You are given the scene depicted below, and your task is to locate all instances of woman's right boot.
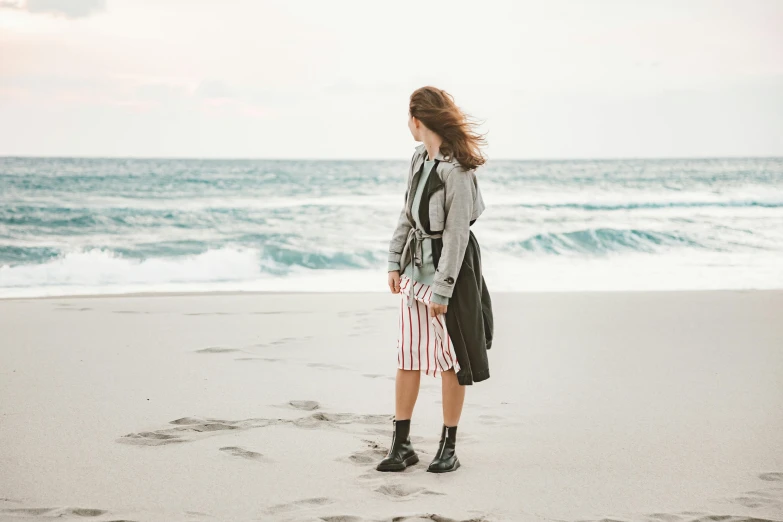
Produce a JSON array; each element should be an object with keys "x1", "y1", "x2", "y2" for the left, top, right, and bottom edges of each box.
[{"x1": 376, "y1": 419, "x2": 419, "y2": 472}]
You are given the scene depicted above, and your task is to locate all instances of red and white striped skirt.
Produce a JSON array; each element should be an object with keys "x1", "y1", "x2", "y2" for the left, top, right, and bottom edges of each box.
[{"x1": 397, "y1": 273, "x2": 461, "y2": 377}]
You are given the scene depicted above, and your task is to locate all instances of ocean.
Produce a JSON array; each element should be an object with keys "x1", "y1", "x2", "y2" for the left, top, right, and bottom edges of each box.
[{"x1": 1, "y1": 156, "x2": 782, "y2": 298}]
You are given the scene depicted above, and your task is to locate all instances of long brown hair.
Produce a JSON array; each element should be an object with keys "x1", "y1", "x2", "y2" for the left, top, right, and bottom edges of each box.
[{"x1": 409, "y1": 86, "x2": 487, "y2": 171}]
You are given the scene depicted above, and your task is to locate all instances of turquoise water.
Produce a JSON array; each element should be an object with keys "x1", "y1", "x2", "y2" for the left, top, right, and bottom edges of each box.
[{"x1": 1, "y1": 156, "x2": 782, "y2": 297}]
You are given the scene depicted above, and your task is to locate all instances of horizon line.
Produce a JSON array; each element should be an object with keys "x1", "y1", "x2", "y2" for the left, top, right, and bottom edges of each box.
[{"x1": 1, "y1": 154, "x2": 782, "y2": 162}]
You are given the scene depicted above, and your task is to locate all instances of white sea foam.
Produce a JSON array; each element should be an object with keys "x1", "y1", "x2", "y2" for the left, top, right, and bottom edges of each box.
[
  {"x1": 2, "y1": 247, "x2": 782, "y2": 298},
  {"x1": 0, "y1": 247, "x2": 262, "y2": 293}
]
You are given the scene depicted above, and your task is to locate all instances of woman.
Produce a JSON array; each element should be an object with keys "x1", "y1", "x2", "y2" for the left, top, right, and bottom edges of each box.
[{"x1": 379, "y1": 86, "x2": 494, "y2": 474}]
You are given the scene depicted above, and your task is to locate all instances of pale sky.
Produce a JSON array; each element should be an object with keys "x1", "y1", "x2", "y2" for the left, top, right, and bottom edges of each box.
[{"x1": 0, "y1": 0, "x2": 781, "y2": 159}]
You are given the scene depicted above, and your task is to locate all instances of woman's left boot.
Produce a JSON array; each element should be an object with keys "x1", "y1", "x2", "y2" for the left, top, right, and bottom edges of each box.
[{"x1": 427, "y1": 424, "x2": 460, "y2": 473}]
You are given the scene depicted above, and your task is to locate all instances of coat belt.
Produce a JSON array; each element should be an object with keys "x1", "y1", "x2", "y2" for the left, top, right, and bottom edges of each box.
[{"x1": 399, "y1": 227, "x2": 443, "y2": 308}]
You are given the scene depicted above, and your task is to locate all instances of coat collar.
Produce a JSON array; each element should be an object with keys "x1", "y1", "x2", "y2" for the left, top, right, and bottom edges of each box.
[{"x1": 415, "y1": 143, "x2": 450, "y2": 162}]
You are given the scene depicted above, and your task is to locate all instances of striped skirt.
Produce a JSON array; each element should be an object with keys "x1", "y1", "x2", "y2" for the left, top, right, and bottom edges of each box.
[{"x1": 397, "y1": 273, "x2": 461, "y2": 377}]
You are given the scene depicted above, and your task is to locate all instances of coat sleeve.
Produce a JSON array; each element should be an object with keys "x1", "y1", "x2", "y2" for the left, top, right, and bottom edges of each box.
[
  {"x1": 387, "y1": 202, "x2": 410, "y2": 272},
  {"x1": 430, "y1": 164, "x2": 475, "y2": 299},
  {"x1": 430, "y1": 292, "x2": 450, "y2": 305},
  {"x1": 387, "y1": 153, "x2": 416, "y2": 272}
]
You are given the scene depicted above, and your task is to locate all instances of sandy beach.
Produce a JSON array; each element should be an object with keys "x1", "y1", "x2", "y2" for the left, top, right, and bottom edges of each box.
[{"x1": 1, "y1": 290, "x2": 782, "y2": 522}]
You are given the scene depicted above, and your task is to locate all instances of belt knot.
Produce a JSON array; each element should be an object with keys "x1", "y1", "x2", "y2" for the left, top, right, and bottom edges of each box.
[{"x1": 399, "y1": 227, "x2": 443, "y2": 308}]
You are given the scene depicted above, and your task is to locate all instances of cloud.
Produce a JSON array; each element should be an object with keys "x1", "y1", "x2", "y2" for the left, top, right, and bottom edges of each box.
[
  {"x1": 195, "y1": 80, "x2": 235, "y2": 100},
  {"x1": 0, "y1": 0, "x2": 105, "y2": 18}
]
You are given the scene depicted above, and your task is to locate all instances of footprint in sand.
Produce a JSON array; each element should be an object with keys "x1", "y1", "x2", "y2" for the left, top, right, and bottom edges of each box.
[
  {"x1": 115, "y1": 431, "x2": 187, "y2": 446},
  {"x1": 632, "y1": 511, "x2": 783, "y2": 522},
  {"x1": 374, "y1": 483, "x2": 445, "y2": 499},
  {"x1": 344, "y1": 448, "x2": 384, "y2": 465},
  {"x1": 643, "y1": 514, "x2": 686, "y2": 522},
  {"x1": 1, "y1": 507, "x2": 108, "y2": 517},
  {"x1": 732, "y1": 491, "x2": 783, "y2": 509},
  {"x1": 252, "y1": 335, "x2": 314, "y2": 348},
  {"x1": 573, "y1": 518, "x2": 628, "y2": 522},
  {"x1": 307, "y1": 362, "x2": 350, "y2": 370},
  {"x1": 727, "y1": 472, "x2": 783, "y2": 510},
  {"x1": 219, "y1": 446, "x2": 268, "y2": 462},
  {"x1": 341, "y1": 440, "x2": 388, "y2": 465},
  {"x1": 118, "y1": 410, "x2": 393, "y2": 446},
  {"x1": 271, "y1": 336, "x2": 313, "y2": 345},
  {"x1": 234, "y1": 357, "x2": 281, "y2": 362},
  {"x1": 293, "y1": 412, "x2": 391, "y2": 429},
  {"x1": 288, "y1": 400, "x2": 320, "y2": 411},
  {"x1": 194, "y1": 346, "x2": 241, "y2": 354},
  {"x1": 360, "y1": 373, "x2": 395, "y2": 381},
  {"x1": 117, "y1": 416, "x2": 280, "y2": 446},
  {"x1": 1, "y1": 508, "x2": 57, "y2": 516},
  {"x1": 251, "y1": 310, "x2": 312, "y2": 315},
  {"x1": 337, "y1": 310, "x2": 372, "y2": 317},
  {"x1": 388, "y1": 513, "x2": 490, "y2": 522},
  {"x1": 477, "y1": 414, "x2": 505, "y2": 426},
  {"x1": 687, "y1": 515, "x2": 778, "y2": 522},
  {"x1": 265, "y1": 496, "x2": 334, "y2": 515},
  {"x1": 64, "y1": 508, "x2": 108, "y2": 517},
  {"x1": 362, "y1": 373, "x2": 387, "y2": 379}
]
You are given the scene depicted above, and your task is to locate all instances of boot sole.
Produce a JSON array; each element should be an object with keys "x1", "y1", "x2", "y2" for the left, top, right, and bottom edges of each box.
[
  {"x1": 426, "y1": 457, "x2": 461, "y2": 473},
  {"x1": 376, "y1": 454, "x2": 419, "y2": 472}
]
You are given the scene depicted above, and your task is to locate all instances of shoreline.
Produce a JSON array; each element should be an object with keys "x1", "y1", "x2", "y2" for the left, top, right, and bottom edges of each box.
[{"x1": 2, "y1": 286, "x2": 782, "y2": 302}]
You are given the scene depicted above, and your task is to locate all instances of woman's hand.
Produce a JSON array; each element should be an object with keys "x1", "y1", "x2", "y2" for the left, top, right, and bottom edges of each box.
[
  {"x1": 389, "y1": 271, "x2": 447, "y2": 316},
  {"x1": 429, "y1": 302, "x2": 448, "y2": 317},
  {"x1": 388, "y1": 270, "x2": 401, "y2": 293}
]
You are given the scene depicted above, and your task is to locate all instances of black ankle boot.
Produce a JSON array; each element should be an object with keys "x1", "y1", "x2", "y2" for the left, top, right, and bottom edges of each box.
[
  {"x1": 427, "y1": 424, "x2": 460, "y2": 473},
  {"x1": 376, "y1": 419, "x2": 419, "y2": 472}
]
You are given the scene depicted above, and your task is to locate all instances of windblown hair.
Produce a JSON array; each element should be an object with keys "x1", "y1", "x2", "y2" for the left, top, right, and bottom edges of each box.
[{"x1": 409, "y1": 86, "x2": 487, "y2": 171}]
